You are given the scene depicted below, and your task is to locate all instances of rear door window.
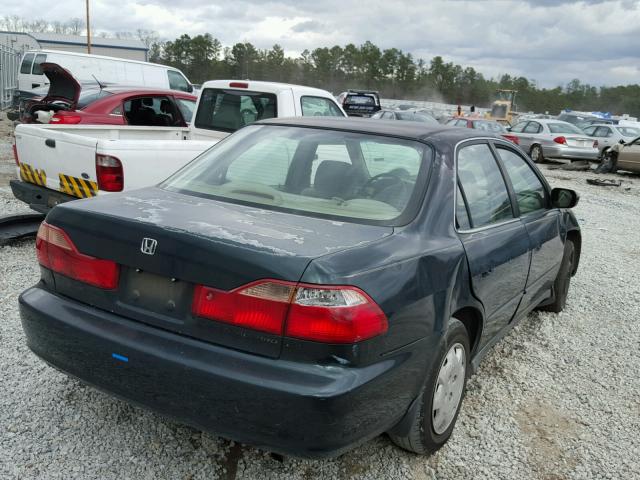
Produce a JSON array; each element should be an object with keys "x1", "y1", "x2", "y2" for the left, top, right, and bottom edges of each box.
[
  {"x1": 194, "y1": 88, "x2": 277, "y2": 132},
  {"x1": 20, "y1": 53, "x2": 35, "y2": 74},
  {"x1": 595, "y1": 126, "x2": 613, "y2": 137},
  {"x1": 510, "y1": 122, "x2": 528, "y2": 133},
  {"x1": 523, "y1": 122, "x2": 541, "y2": 134},
  {"x1": 301, "y1": 96, "x2": 343, "y2": 117},
  {"x1": 123, "y1": 96, "x2": 177, "y2": 126},
  {"x1": 495, "y1": 147, "x2": 546, "y2": 215},
  {"x1": 457, "y1": 143, "x2": 514, "y2": 228}
]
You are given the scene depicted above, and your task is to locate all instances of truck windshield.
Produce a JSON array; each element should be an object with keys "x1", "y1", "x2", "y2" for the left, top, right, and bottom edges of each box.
[
  {"x1": 162, "y1": 125, "x2": 432, "y2": 225},
  {"x1": 194, "y1": 88, "x2": 278, "y2": 133}
]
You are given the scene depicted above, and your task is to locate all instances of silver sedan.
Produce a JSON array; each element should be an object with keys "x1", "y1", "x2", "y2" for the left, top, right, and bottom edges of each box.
[
  {"x1": 582, "y1": 123, "x2": 640, "y2": 158},
  {"x1": 508, "y1": 119, "x2": 599, "y2": 162}
]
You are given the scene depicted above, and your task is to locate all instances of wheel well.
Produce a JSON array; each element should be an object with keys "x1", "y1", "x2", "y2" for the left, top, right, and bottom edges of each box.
[
  {"x1": 566, "y1": 229, "x2": 581, "y2": 275},
  {"x1": 452, "y1": 307, "x2": 483, "y2": 354}
]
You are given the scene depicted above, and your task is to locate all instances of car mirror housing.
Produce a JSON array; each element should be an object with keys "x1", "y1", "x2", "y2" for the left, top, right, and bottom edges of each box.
[
  {"x1": 619, "y1": 139, "x2": 626, "y2": 144},
  {"x1": 551, "y1": 188, "x2": 579, "y2": 209}
]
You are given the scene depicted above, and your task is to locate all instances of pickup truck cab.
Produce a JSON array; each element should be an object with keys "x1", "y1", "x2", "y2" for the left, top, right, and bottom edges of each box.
[{"x1": 11, "y1": 80, "x2": 346, "y2": 213}]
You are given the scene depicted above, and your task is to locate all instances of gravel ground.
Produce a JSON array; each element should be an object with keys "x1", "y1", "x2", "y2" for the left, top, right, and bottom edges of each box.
[{"x1": 1, "y1": 113, "x2": 639, "y2": 479}]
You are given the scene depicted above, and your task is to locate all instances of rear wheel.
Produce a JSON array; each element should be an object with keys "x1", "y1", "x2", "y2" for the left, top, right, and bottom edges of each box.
[
  {"x1": 388, "y1": 319, "x2": 469, "y2": 454},
  {"x1": 539, "y1": 240, "x2": 575, "y2": 313},
  {"x1": 530, "y1": 144, "x2": 544, "y2": 163}
]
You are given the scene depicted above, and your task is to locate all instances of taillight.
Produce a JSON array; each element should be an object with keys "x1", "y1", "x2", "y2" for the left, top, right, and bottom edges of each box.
[
  {"x1": 553, "y1": 136, "x2": 567, "y2": 145},
  {"x1": 502, "y1": 134, "x2": 519, "y2": 145},
  {"x1": 36, "y1": 222, "x2": 119, "y2": 289},
  {"x1": 50, "y1": 113, "x2": 82, "y2": 124},
  {"x1": 229, "y1": 82, "x2": 248, "y2": 88},
  {"x1": 12, "y1": 141, "x2": 19, "y2": 165},
  {"x1": 192, "y1": 280, "x2": 388, "y2": 343},
  {"x1": 96, "y1": 154, "x2": 123, "y2": 191}
]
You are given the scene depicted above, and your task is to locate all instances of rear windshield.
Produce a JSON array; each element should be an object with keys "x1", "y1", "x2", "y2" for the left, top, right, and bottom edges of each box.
[
  {"x1": 194, "y1": 88, "x2": 277, "y2": 132},
  {"x1": 346, "y1": 95, "x2": 376, "y2": 106},
  {"x1": 472, "y1": 120, "x2": 505, "y2": 132},
  {"x1": 77, "y1": 90, "x2": 112, "y2": 108},
  {"x1": 162, "y1": 125, "x2": 432, "y2": 225},
  {"x1": 548, "y1": 123, "x2": 583, "y2": 134}
]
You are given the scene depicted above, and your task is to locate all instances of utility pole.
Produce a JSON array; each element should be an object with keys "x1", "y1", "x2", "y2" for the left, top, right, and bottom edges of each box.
[{"x1": 86, "y1": 0, "x2": 92, "y2": 54}]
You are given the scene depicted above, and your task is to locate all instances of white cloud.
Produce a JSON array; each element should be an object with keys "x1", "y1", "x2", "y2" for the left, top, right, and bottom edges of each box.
[{"x1": 2, "y1": 0, "x2": 639, "y2": 87}]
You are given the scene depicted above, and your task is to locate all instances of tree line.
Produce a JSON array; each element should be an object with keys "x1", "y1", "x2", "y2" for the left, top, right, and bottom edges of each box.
[
  {"x1": 3, "y1": 15, "x2": 638, "y2": 116},
  {"x1": 152, "y1": 34, "x2": 640, "y2": 117}
]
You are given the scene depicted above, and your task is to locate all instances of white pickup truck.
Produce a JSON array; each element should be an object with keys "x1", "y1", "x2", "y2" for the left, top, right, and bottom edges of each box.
[{"x1": 11, "y1": 80, "x2": 345, "y2": 213}]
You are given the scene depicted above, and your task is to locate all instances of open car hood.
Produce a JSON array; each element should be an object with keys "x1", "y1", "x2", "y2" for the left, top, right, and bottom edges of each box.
[{"x1": 40, "y1": 62, "x2": 81, "y2": 107}]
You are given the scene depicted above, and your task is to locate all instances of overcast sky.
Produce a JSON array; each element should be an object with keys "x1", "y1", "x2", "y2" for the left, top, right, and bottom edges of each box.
[{"x1": 4, "y1": 0, "x2": 640, "y2": 88}]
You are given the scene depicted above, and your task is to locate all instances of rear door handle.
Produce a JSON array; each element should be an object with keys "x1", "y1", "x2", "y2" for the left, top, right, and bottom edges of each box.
[{"x1": 45, "y1": 139, "x2": 56, "y2": 148}]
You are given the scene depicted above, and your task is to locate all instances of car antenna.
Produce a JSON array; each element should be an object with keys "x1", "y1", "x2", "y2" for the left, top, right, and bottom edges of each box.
[{"x1": 92, "y1": 74, "x2": 105, "y2": 90}]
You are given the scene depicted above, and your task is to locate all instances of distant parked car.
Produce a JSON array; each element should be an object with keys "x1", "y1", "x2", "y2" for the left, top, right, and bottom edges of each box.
[
  {"x1": 446, "y1": 117, "x2": 520, "y2": 144},
  {"x1": 371, "y1": 109, "x2": 439, "y2": 124},
  {"x1": 336, "y1": 89, "x2": 381, "y2": 117},
  {"x1": 582, "y1": 124, "x2": 640, "y2": 157},
  {"x1": 20, "y1": 63, "x2": 197, "y2": 126},
  {"x1": 558, "y1": 112, "x2": 615, "y2": 129},
  {"x1": 507, "y1": 119, "x2": 599, "y2": 162}
]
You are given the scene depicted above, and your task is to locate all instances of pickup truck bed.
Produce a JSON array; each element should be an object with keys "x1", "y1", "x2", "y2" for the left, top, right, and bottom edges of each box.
[{"x1": 13, "y1": 124, "x2": 219, "y2": 208}]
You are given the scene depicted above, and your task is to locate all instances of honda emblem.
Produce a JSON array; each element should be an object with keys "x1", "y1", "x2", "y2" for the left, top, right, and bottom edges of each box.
[{"x1": 140, "y1": 237, "x2": 157, "y2": 255}]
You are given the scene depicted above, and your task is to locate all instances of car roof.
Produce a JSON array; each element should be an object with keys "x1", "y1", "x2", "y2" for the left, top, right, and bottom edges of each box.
[
  {"x1": 80, "y1": 86, "x2": 196, "y2": 98},
  {"x1": 256, "y1": 117, "x2": 499, "y2": 143}
]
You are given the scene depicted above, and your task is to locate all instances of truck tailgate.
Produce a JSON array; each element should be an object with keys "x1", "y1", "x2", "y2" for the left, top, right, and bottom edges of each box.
[
  {"x1": 96, "y1": 139, "x2": 215, "y2": 190},
  {"x1": 15, "y1": 124, "x2": 99, "y2": 198}
]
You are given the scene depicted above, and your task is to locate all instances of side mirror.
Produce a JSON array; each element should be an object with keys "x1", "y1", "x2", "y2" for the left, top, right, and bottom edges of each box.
[
  {"x1": 506, "y1": 126, "x2": 512, "y2": 132},
  {"x1": 187, "y1": 83, "x2": 194, "y2": 93},
  {"x1": 551, "y1": 187, "x2": 579, "y2": 208},
  {"x1": 619, "y1": 139, "x2": 626, "y2": 144}
]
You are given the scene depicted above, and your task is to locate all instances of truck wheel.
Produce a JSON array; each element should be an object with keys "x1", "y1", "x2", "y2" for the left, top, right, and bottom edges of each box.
[
  {"x1": 388, "y1": 319, "x2": 469, "y2": 454},
  {"x1": 539, "y1": 240, "x2": 575, "y2": 313},
  {"x1": 530, "y1": 145, "x2": 544, "y2": 163}
]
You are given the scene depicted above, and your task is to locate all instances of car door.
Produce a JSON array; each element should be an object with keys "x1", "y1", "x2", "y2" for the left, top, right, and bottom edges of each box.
[
  {"x1": 617, "y1": 138, "x2": 640, "y2": 172},
  {"x1": 519, "y1": 121, "x2": 542, "y2": 151},
  {"x1": 594, "y1": 126, "x2": 613, "y2": 152},
  {"x1": 492, "y1": 143, "x2": 563, "y2": 310},
  {"x1": 456, "y1": 142, "x2": 531, "y2": 342},
  {"x1": 508, "y1": 121, "x2": 528, "y2": 148}
]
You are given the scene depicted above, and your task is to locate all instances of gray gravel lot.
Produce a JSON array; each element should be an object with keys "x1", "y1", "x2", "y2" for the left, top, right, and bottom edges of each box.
[{"x1": 1, "y1": 114, "x2": 639, "y2": 479}]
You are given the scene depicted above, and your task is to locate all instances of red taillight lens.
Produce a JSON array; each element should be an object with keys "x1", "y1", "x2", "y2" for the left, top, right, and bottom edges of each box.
[
  {"x1": 502, "y1": 134, "x2": 519, "y2": 145},
  {"x1": 50, "y1": 113, "x2": 82, "y2": 124},
  {"x1": 192, "y1": 280, "x2": 388, "y2": 343},
  {"x1": 36, "y1": 222, "x2": 119, "y2": 289},
  {"x1": 553, "y1": 136, "x2": 567, "y2": 145},
  {"x1": 12, "y1": 141, "x2": 19, "y2": 165},
  {"x1": 96, "y1": 154, "x2": 123, "y2": 191},
  {"x1": 286, "y1": 286, "x2": 388, "y2": 343},
  {"x1": 229, "y1": 82, "x2": 248, "y2": 88}
]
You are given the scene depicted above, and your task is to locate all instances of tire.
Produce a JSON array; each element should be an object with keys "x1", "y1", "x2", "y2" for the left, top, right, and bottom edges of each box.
[
  {"x1": 388, "y1": 319, "x2": 470, "y2": 454},
  {"x1": 530, "y1": 144, "x2": 544, "y2": 163},
  {"x1": 539, "y1": 240, "x2": 575, "y2": 313}
]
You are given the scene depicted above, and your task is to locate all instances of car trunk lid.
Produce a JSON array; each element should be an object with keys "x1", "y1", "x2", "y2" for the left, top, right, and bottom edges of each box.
[
  {"x1": 39, "y1": 63, "x2": 82, "y2": 107},
  {"x1": 45, "y1": 187, "x2": 393, "y2": 357},
  {"x1": 564, "y1": 135, "x2": 596, "y2": 148}
]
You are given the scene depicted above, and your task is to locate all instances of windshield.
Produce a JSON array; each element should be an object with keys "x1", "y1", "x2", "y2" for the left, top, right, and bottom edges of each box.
[
  {"x1": 548, "y1": 122, "x2": 583, "y2": 134},
  {"x1": 617, "y1": 127, "x2": 640, "y2": 138},
  {"x1": 162, "y1": 125, "x2": 432, "y2": 225},
  {"x1": 472, "y1": 120, "x2": 505, "y2": 132}
]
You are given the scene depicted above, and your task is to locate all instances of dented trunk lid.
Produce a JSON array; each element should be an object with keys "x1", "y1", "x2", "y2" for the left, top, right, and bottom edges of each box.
[{"x1": 46, "y1": 187, "x2": 392, "y2": 357}]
